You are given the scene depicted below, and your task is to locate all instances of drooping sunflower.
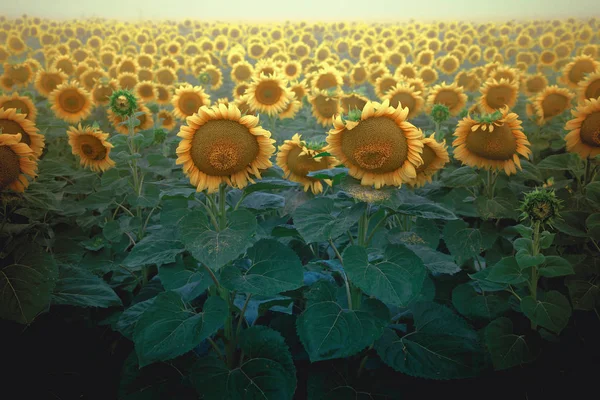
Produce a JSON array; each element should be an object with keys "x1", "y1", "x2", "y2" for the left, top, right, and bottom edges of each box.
[
  {"x1": 175, "y1": 104, "x2": 275, "y2": 193},
  {"x1": 246, "y1": 73, "x2": 292, "y2": 116},
  {"x1": 427, "y1": 82, "x2": 468, "y2": 116},
  {"x1": 530, "y1": 85, "x2": 574, "y2": 125},
  {"x1": 384, "y1": 84, "x2": 425, "y2": 119},
  {"x1": 158, "y1": 109, "x2": 177, "y2": 131},
  {"x1": 48, "y1": 81, "x2": 93, "y2": 124},
  {"x1": 0, "y1": 133, "x2": 37, "y2": 193},
  {"x1": 34, "y1": 68, "x2": 68, "y2": 97},
  {"x1": 325, "y1": 100, "x2": 424, "y2": 188},
  {"x1": 479, "y1": 78, "x2": 519, "y2": 113},
  {"x1": 564, "y1": 97, "x2": 600, "y2": 159},
  {"x1": 108, "y1": 104, "x2": 154, "y2": 135},
  {"x1": 560, "y1": 55, "x2": 600, "y2": 89},
  {"x1": 309, "y1": 90, "x2": 341, "y2": 127},
  {"x1": 0, "y1": 93, "x2": 37, "y2": 123},
  {"x1": 172, "y1": 85, "x2": 211, "y2": 120},
  {"x1": 0, "y1": 107, "x2": 45, "y2": 158},
  {"x1": 453, "y1": 107, "x2": 531, "y2": 175},
  {"x1": 276, "y1": 133, "x2": 336, "y2": 194},
  {"x1": 405, "y1": 134, "x2": 450, "y2": 188},
  {"x1": 67, "y1": 124, "x2": 115, "y2": 172},
  {"x1": 578, "y1": 71, "x2": 600, "y2": 103}
]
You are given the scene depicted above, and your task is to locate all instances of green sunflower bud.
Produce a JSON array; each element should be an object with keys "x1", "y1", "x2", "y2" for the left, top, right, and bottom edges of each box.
[
  {"x1": 109, "y1": 89, "x2": 137, "y2": 118},
  {"x1": 519, "y1": 188, "x2": 562, "y2": 226},
  {"x1": 430, "y1": 104, "x2": 450, "y2": 124}
]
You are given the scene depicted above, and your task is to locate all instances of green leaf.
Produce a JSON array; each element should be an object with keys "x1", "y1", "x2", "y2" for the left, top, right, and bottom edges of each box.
[
  {"x1": 385, "y1": 191, "x2": 457, "y2": 220},
  {"x1": 296, "y1": 297, "x2": 388, "y2": 361},
  {"x1": 179, "y1": 209, "x2": 257, "y2": 271},
  {"x1": 133, "y1": 292, "x2": 226, "y2": 367},
  {"x1": 539, "y1": 256, "x2": 574, "y2": 278},
  {"x1": 375, "y1": 302, "x2": 486, "y2": 379},
  {"x1": 123, "y1": 230, "x2": 185, "y2": 270},
  {"x1": 442, "y1": 166, "x2": 483, "y2": 187},
  {"x1": 0, "y1": 247, "x2": 58, "y2": 324},
  {"x1": 513, "y1": 238, "x2": 545, "y2": 268},
  {"x1": 117, "y1": 298, "x2": 155, "y2": 340},
  {"x1": 487, "y1": 257, "x2": 528, "y2": 284},
  {"x1": 553, "y1": 211, "x2": 589, "y2": 237},
  {"x1": 520, "y1": 290, "x2": 572, "y2": 334},
  {"x1": 452, "y1": 283, "x2": 510, "y2": 320},
  {"x1": 240, "y1": 192, "x2": 285, "y2": 210},
  {"x1": 343, "y1": 244, "x2": 427, "y2": 307},
  {"x1": 191, "y1": 326, "x2": 297, "y2": 400},
  {"x1": 566, "y1": 279, "x2": 599, "y2": 311},
  {"x1": 407, "y1": 245, "x2": 461, "y2": 275},
  {"x1": 293, "y1": 198, "x2": 365, "y2": 243},
  {"x1": 536, "y1": 153, "x2": 580, "y2": 170},
  {"x1": 307, "y1": 167, "x2": 348, "y2": 184},
  {"x1": 442, "y1": 220, "x2": 482, "y2": 265},
  {"x1": 243, "y1": 178, "x2": 299, "y2": 194},
  {"x1": 220, "y1": 239, "x2": 304, "y2": 296},
  {"x1": 51, "y1": 264, "x2": 122, "y2": 308},
  {"x1": 475, "y1": 196, "x2": 517, "y2": 220},
  {"x1": 539, "y1": 231, "x2": 555, "y2": 249},
  {"x1": 158, "y1": 258, "x2": 211, "y2": 301},
  {"x1": 484, "y1": 317, "x2": 535, "y2": 370}
]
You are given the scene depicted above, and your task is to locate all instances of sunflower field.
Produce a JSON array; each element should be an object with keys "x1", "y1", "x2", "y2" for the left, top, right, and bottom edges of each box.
[{"x1": 1, "y1": 13, "x2": 600, "y2": 399}]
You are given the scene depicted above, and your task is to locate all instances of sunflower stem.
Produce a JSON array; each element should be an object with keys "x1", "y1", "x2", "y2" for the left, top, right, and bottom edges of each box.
[
  {"x1": 329, "y1": 239, "x2": 353, "y2": 311},
  {"x1": 218, "y1": 183, "x2": 227, "y2": 230},
  {"x1": 529, "y1": 221, "x2": 541, "y2": 330}
]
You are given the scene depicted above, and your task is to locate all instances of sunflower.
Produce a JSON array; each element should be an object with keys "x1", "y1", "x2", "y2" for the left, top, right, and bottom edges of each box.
[
  {"x1": 108, "y1": 104, "x2": 154, "y2": 135},
  {"x1": 201, "y1": 65, "x2": 223, "y2": 90},
  {"x1": 309, "y1": 90, "x2": 341, "y2": 127},
  {"x1": 157, "y1": 110, "x2": 177, "y2": 131},
  {"x1": 453, "y1": 107, "x2": 531, "y2": 175},
  {"x1": 560, "y1": 55, "x2": 600, "y2": 89},
  {"x1": 439, "y1": 55, "x2": 460, "y2": 75},
  {"x1": 172, "y1": 85, "x2": 211, "y2": 120},
  {"x1": 530, "y1": 86, "x2": 575, "y2": 125},
  {"x1": 521, "y1": 73, "x2": 549, "y2": 97},
  {"x1": 0, "y1": 107, "x2": 45, "y2": 158},
  {"x1": 279, "y1": 97, "x2": 302, "y2": 120},
  {"x1": 282, "y1": 60, "x2": 302, "y2": 81},
  {"x1": 349, "y1": 64, "x2": 368, "y2": 86},
  {"x1": 246, "y1": 73, "x2": 292, "y2": 116},
  {"x1": 454, "y1": 71, "x2": 481, "y2": 92},
  {"x1": 67, "y1": 124, "x2": 114, "y2": 172},
  {"x1": 479, "y1": 78, "x2": 519, "y2": 113},
  {"x1": 234, "y1": 95, "x2": 253, "y2": 115},
  {"x1": 415, "y1": 50, "x2": 435, "y2": 67},
  {"x1": 155, "y1": 67, "x2": 177, "y2": 86},
  {"x1": 175, "y1": 104, "x2": 275, "y2": 193},
  {"x1": 49, "y1": 81, "x2": 93, "y2": 124},
  {"x1": 340, "y1": 92, "x2": 369, "y2": 115},
  {"x1": 578, "y1": 71, "x2": 600, "y2": 103},
  {"x1": 6, "y1": 35, "x2": 27, "y2": 55},
  {"x1": 52, "y1": 55, "x2": 76, "y2": 76},
  {"x1": 134, "y1": 81, "x2": 157, "y2": 103},
  {"x1": 230, "y1": 61, "x2": 254, "y2": 84},
  {"x1": 276, "y1": 133, "x2": 336, "y2": 194},
  {"x1": 4, "y1": 63, "x2": 33, "y2": 87},
  {"x1": 0, "y1": 133, "x2": 37, "y2": 192},
  {"x1": 419, "y1": 66, "x2": 438, "y2": 86},
  {"x1": 326, "y1": 100, "x2": 424, "y2": 188},
  {"x1": 427, "y1": 82, "x2": 468, "y2": 116},
  {"x1": 0, "y1": 93, "x2": 37, "y2": 123},
  {"x1": 395, "y1": 63, "x2": 419, "y2": 80},
  {"x1": 564, "y1": 97, "x2": 600, "y2": 159},
  {"x1": 311, "y1": 66, "x2": 343, "y2": 92},
  {"x1": 34, "y1": 68, "x2": 68, "y2": 97},
  {"x1": 374, "y1": 74, "x2": 399, "y2": 99},
  {"x1": 384, "y1": 84, "x2": 425, "y2": 119},
  {"x1": 405, "y1": 134, "x2": 450, "y2": 188},
  {"x1": 91, "y1": 79, "x2": 118, "y2": 106},
  {"x1": 155, "y1": 84, "x2": 173, "y2": 105}
]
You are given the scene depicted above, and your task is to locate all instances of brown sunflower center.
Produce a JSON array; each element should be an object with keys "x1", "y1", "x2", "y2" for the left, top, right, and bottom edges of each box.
[
  {"x1": 0, "y1": 120, "x2": 30, "y2": 145},
  {"x1": 584, "y1": 79, "x2": 600, "y2": 100},
  {"x1": 541, "y1": 93, "x2": 570, "y2": 119},
  {"x1": 179, "y1": 92, "x2": 204, "y2": 116},
  {"x1": 79, "y1": 135, "x2": 107, "y2": 160},
  {"x1": 390, "y1": 92, "x2": 416, "y2": 111},
  {"x1": 486, "y1": 85, "x2": 515, "y2": 109},
  {"x1": 254, "y1": 81, "x2": 283, "y2": 106},
  {"x1": 465, "y1": 122, "x2": 517, "y2": 161},
  {"x1": 568, "y1": 60, "x2": 595, "y2": 84},
  {"x1": 341, "y1": 116, "x2": 409, "y2": 173},
  {"x1": 43, "y1": 75, "x2": 61, "y2": 92},
  {"x1": 526, "y1": 77, "x2": 546, "y2": 93},
  {"x1": 353, "y1": 68, "x2": 367, "y2": 82},
  {"x1": 579, "y1": 111, "x2": 600, "y2": 147},
  {"x1": 314, "y1": 95, "x2": 339, "y2": 118},
  {"x1": 1, "y1": 99, "x2": 30, "y2": 117},
  {"x1": 58, "y1": 88, "x2": 85, "y2": 113},
  {"x1": 416, "y1": 144, "x2": 437, "y2": 173},
  {"x1": 234, "y1": 65, "x2": 252, "y2": 81},
  {"x1": 378, "y1": 78, "x2": 397, "y2": 95},
  {"x1": 285, "y1": 65, "x2": 297, "y2": 76},
  {"x1": 434, "y1": 89, "x2": 459, "y2": 109},
  {"x1": 286, "y1": 145, "x2": 329, "y2": 178},
  {"x1": 189, "y1": 120, "x2": 259, "y2": 176},
  {"x1": 0, "y1": 145, "x2": 21, "y2": 188},
  {"x1": 315, "y1": 73, "x2": 338, "y2": 90},
  {"x1": 11, "y1": 67, "x2": 30, "y2": 83},
  {"x1": 138, "y1": 84, "x2": 154, "y2": 98}
]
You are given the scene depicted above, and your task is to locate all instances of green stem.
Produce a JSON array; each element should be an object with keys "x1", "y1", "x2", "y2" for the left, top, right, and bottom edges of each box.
[
  {"x1": 236, "y1": 294, "x2": 252, "y2": 338},
  {"x1": 530, "y1": 221, "x2": 541, "y2": 330},
  {"x1": 358, "y1": 206, "x2": 370, "y2": 247},
  {"x1": 220, "y1": 288, "x2": 236, "y2": 369},
  {"x1": 218, "y1": 183, "x2": 227, "y2": 230},
  {"x1": 365, "y1": 211, "x2": 397, "y2": 246},
  {"x1": 329, "y1": 239, "x2": 353, "y2": 311},
  {"x1": 203, "y1": 263, "x2": 220, "y2": 289},
  {"x1": 357, "y1": 344, "x2": 374, "y2": 378}
]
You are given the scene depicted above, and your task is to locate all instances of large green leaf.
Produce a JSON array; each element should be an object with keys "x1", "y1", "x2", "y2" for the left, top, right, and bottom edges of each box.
[
  {"x1": 0, "y1": 247, "x2": 58, "y2": 324},
  {"x1": 538, "y1": 256, "x2": 574, "y2": 278},
  {"x1": 220, "y1": 239, "x2": 304, "y2": 296},
  {"x1": 375, "y1": 302, "x2": 486, "y2": 379},
  {"x1": 452, "y1": 283, "x2": 510, "y2": 320},
  {"x1": 191, "y1": 326, "x2": 297, "y2": 400},
  {"x1": 484, "y1": 317, "x2": 536, "y2": 370},
  {"x1": 293, "y1": 198, "x2": 365, "y2": 243},
  {"x1": 158, "y1": 257, "x2": 211, "y2": 301},
  {"x1": 296, "y1": 297, "x2": 389, "y2": 362},
  {"x1": 179, "y1": 209, "x2": 257, "y2": 271},
  {"x1": 343, "y1": 244, "x2": 427, "y2": 307},
  {"x1": 566, "y1": 279, "x2": 599, "y2": 311},
  {"x1": 51, "y1": 264, "x2": 122, "y2": 308},
  {"x1": 133, "y1": 291, "x2": 226, "y2": 367},
  {"x1": 123, "y1": 229, "x2": 185, "y2": 270},
  {"x1": 442, "y1": 220, "x2": 482, "y2": 265},
  {"x1": 442, "y1": 166, "x2": 483, "y2": 187},
  {"x1": 117, "y1": 298, "x2": 155, "y2": 340},
  {"x1": 520, "y1": 290, "x2": 572, "y2": 334},
  {"x1": 240, "y1": 192, "x2": 285, "y2": 210},
  {"x1": 385, "y1": 191, "x2": 457, "y2": 220},
  {"x1": 407, "y1": 245, "x2": 461, "y2": 275},
  {"x1": 487, "y1": 257, "x2": 528, "y2": 284},
  {"x1": 536, "y1": 153, "x2": 580, "y2": 170}
]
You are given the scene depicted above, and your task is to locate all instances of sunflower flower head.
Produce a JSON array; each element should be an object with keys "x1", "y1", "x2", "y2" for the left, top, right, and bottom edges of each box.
[
  {"x1": 109, "y1": 89, "x2": 137, "y2": 118},
  {"x1": 519, "y1": 188, "x2": 562, "y2": 226},
  {"x1": 431, "y1": 103, "x2": 450, "y2": 124}
]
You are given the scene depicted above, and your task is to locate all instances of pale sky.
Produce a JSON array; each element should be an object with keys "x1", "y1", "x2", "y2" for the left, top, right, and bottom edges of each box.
[{"x1": 4, "y1": 0, "x2": 600, "y2": 21}]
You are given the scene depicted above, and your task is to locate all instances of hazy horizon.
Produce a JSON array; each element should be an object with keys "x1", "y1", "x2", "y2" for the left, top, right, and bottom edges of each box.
[{"x1": 4, "y1": 0, "x2": 600, "y2": 22}]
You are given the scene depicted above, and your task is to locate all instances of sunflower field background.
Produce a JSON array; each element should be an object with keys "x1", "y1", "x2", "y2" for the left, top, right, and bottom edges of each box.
[{"x1": 1, "y1": 12, "x2": 600, "y2": 399}]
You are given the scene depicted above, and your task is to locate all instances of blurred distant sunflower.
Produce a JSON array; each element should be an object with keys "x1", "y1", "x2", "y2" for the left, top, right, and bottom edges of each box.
[
  {"x1": 427, "y1": 82, "x2": 467, "y2": 116},
  {"x1": 80, "y1": 68, "x2": 107, "y2": 91},
  {"x1": 489, "y1": 66, "x2": 520, "y2": 85},
  {"x1": 155, "y1": 67, "x2": 177, "y2": 86},
  {"x1": 578, "y1": 71, "x2": 600, "y2": 103},
  {"x1": 384, "y1": 84, "x2": 424, "y2": 119},
  {"x1": 439, "y1": 55, "x2": 460, "y2": 75},
  {"x1": 278, "y1": 97, "x2": 302, "y2": 120},
  {"x1": 521, "y1": 73, "x2": 548, "y2": 97},
  {"x1": 52, "y1": 55, "x2": 76, "y2": 76},
  {"x1": 6, "y1": 35, "x2": 27, "y2": 55},
  {"x1": 175, "y1": 104, "x2": 275, "y2": 193},
  {"x1": 282, "y1": 60, "x2": 302, "y2": 81},
  {"x1": 289, "y1": 80, "x2": 308, "y2": 102},
  {"x1": 395, "y1": 63, "x2": 419, "y2": 80},
  {"x1": 312, "y1": 66, "x2": 343, "y2": 92},
  {"x1": 172, "y1": 85, "x2": 211, "y2": 120},
  {"x1": 340, "y1": 92, "x2": 369, "y2": 115},
  {"x1": 0, "y1": 107, "x2": 44, "y2": 158},
  {"x1": 246, "y1": 73, "x2": 292, "y2": 116},
  {"x1": 453, "y1": 107, "x2": 531, "y2": 175},
  {"x1": 0, "y1": 133, "x2": 37, "y2": 193},
  {"x1": 137, "y1": 68, "x2": 154, "y2": 82},
  {"x1": 230, "y1": 61, "x2": 254, "y2": 83},
  {"x1": 34, "y1": 68, "x2": 67, "y2": 97},
  {"x1": 134, "y1": 82, "x2": 157, "y2": 103},
  {"x1": 0, "y1": 93, "x2": 37, "y2": 122},
  {"x1": 309, "y1": 89, "x2": 341, "y2": 126},
  {"x1": 117, "y1": 72, "x2": 138, "y2": 90},
  {"x1": 479, "y1": 78, "x2": 519, "y2": 113},
  {"x1": 349, "y1": 64, "x2": 368, "y2": 86},
  {"x1": 405, "y1": 134, "x2": 449, "y2": 188},
  {"x1": 564, "y1": 97, "x2": 600, "y2": 159},
  {"x1": 415, "y1": 50, "x2": 435, "y2": 68},
  {"x1": 155, "y1": 84, "x2": 173, "y2": 105},
  {"x1": 234, "y1": 95, "x2": 253, "y2": 115},
  {"x1": 530, "y1": 85, "x2": 574, "y2": 125},
  {"x1": 158, "y1": 109, "x2": 177, "y2": 131},
  {"x1": 419, "y1": 66, "x2": 439, "y2": 86},
  {"x1": 326, "y1": 100, "x2": 424, "y2": 188},
  {"x1": 201, "y1": 65, "x2": 223, "y2": 90},
  {"x1": 49, "y1": 81, "x2": 93, "y2": 124},
  {"x1": 276, "y1": 133, "x2": 336, "y2": 194},
  {"x1": 67, "y1": 124, "x2": 114, "y2": 172},
  {"x1": 253, "y1": 59, "x2": 278, "y2": 78},
  {"x1": 454, "y1": 71, "x2": 481, "y2": 92},
  {"x1": 374, "y1": 74, "x2": 399, "y2": 99},
  {"x1": 4, "y1": 63, "x2": 33, "y2": 87},
  {"x1": 91, "y1": 79, "x2": 118, "y2": 106},
  {"x1": 560, "y1": 55, "x2": 600, "y2": 89}
]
